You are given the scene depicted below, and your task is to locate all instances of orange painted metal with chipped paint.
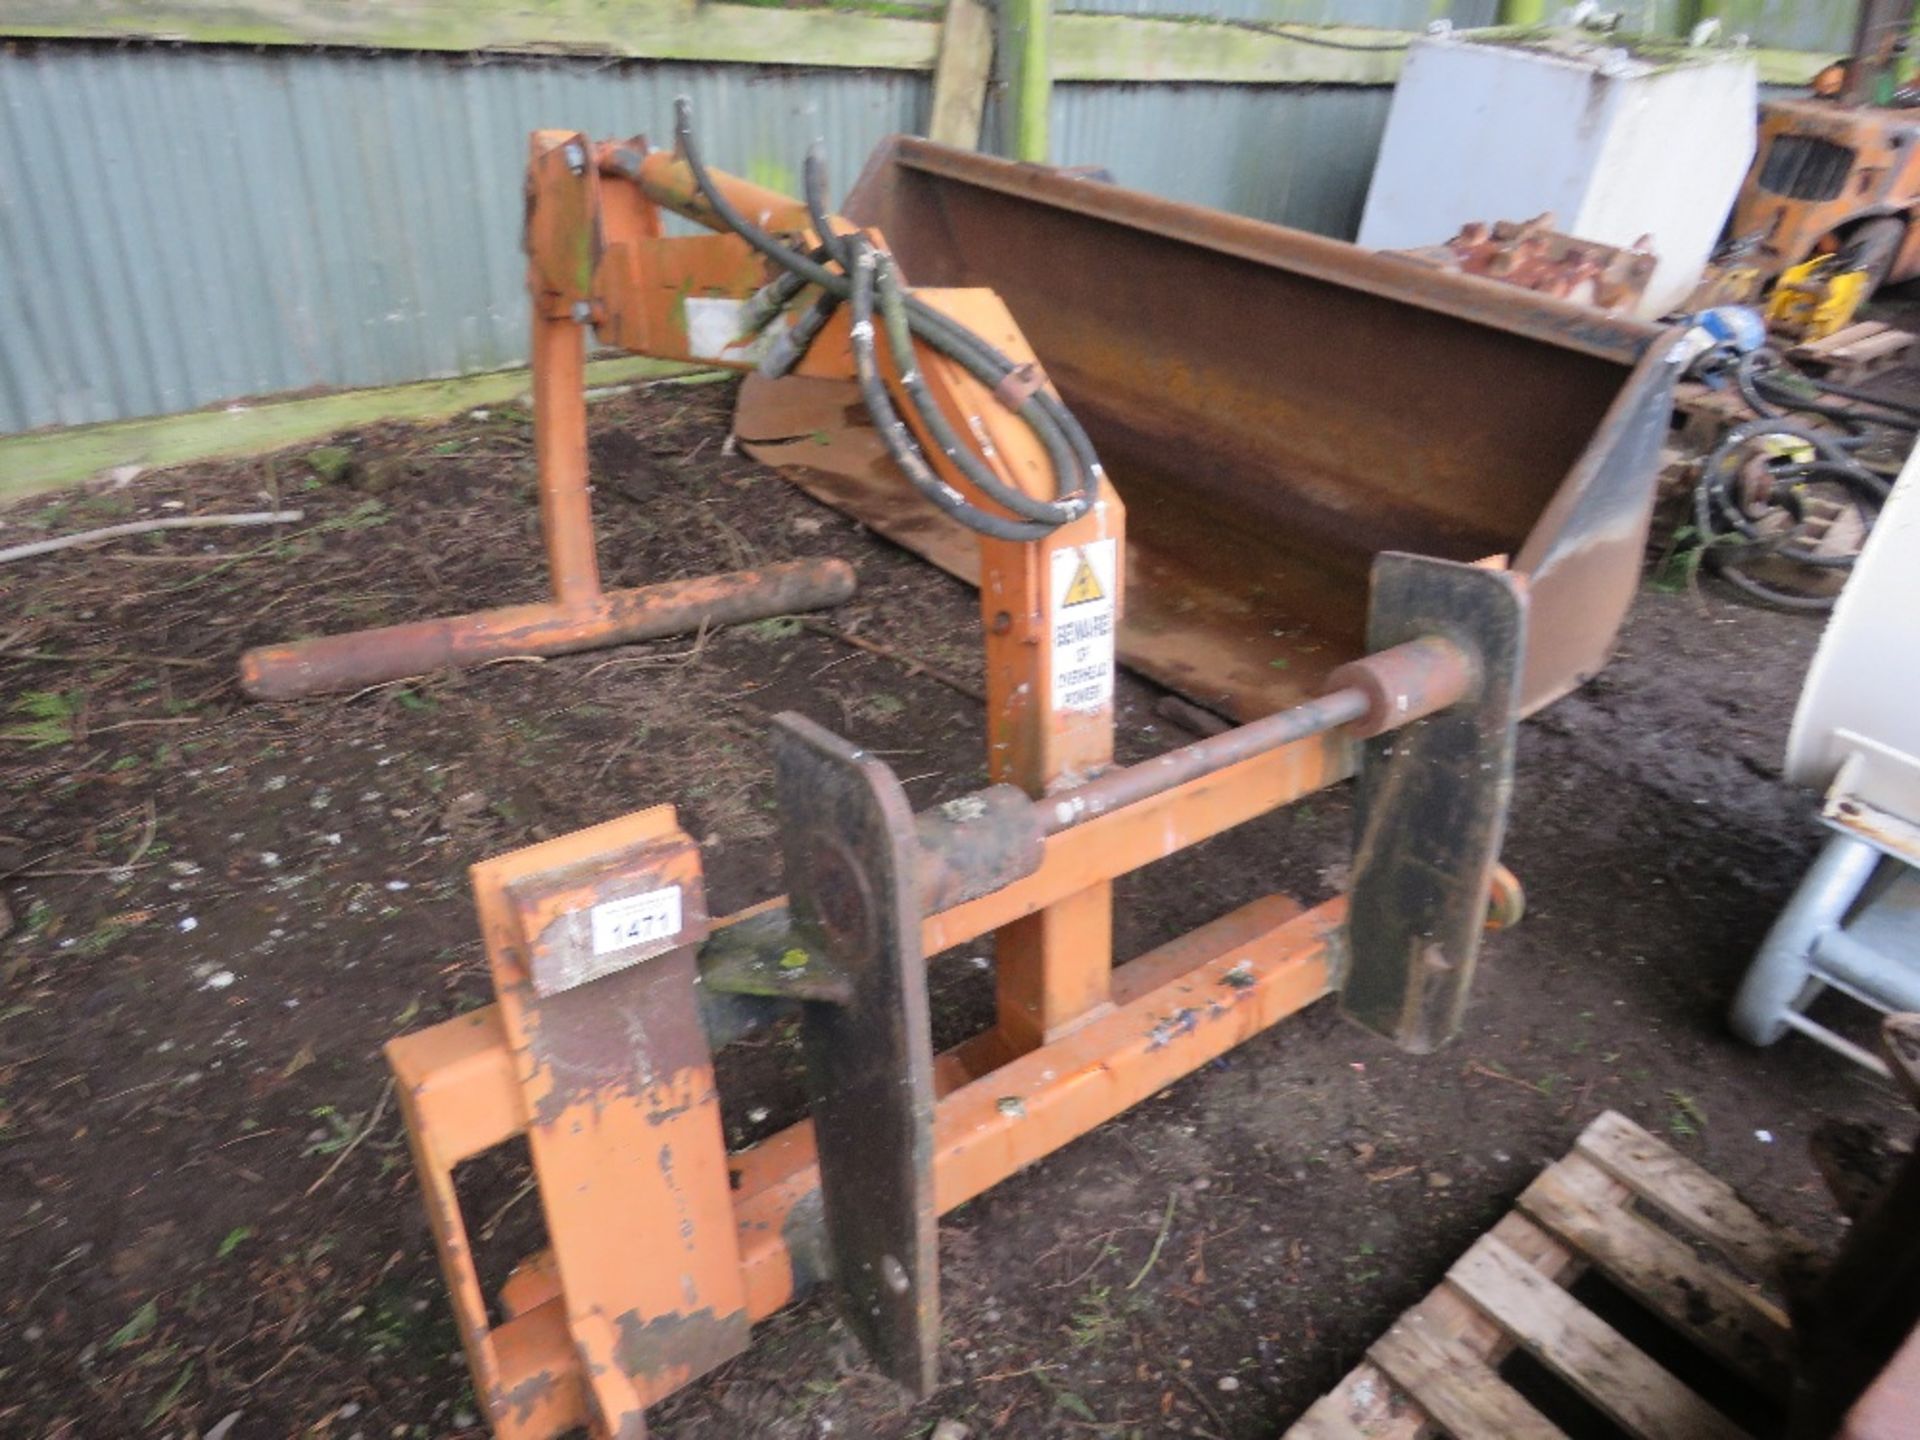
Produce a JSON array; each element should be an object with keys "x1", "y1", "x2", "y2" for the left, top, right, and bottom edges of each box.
[
  {"x1": 238, "y1": 131, "x2": 858, "y2": 702},
  {"x1": 380, "y1": 130, "x2": 1528, "y2": 1439},
  {"x1": 377, "y1": 131, "x2": 1150, "y2": 1437},
  {"x1": 387, "y1": 736, "x2": 1351, "y2": 1436}
]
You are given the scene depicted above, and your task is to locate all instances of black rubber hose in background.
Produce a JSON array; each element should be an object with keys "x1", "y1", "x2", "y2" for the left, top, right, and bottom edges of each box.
[{"x1": 1691, "y1": 415, "x2": 1890, "y2": 609}]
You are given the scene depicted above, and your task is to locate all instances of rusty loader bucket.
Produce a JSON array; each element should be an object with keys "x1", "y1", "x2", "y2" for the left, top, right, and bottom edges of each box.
[{"x1": 738, "y1": 139, "x2": 1679, "y2": 720}]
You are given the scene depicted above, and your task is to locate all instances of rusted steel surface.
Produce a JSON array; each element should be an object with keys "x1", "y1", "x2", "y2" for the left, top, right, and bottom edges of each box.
[
  {"x1": 1043, "y1": 687, "x2": 1368, "y2": 835},
  {"x1": 384, "y1": 128, "x2": 1567, "y2": 1440},
  {"x1": 1395, "y1": 215, "x2": 1657, "y2": 317},
  {"x1": 1323, "y1": 633, "x2": 1474, "y2": 740},
  {"x1": 506, "y1": 823, "x2": 711, "y2": 999},
  {"x1": 1729, "y1": 99, "x2": 1920, "y2": 292},
  {"x1": 1340, "y1": 555, "x2": 1526, "y2": 1054},
  {"x1": 399, "y1": 808, "x2": 751, "y2": 1438},
  {"x1": 913, "y1": 784, "x2": 1043, "y2": 913},
  {"x1": 389, "y1": 681, "x2": 1529, "y2": 1432},
  {"x1": 238, "y1": 559, "x2": 856, "y2": 700},
  {"x1": 614, "y1": 143, "x2": 817, "y2": 240},
  {"x1": 776, "y1": 714, "x2": 940, "y2": 1395},
  {"x1": 738, "y1": 136, "x2": 1679, "y2": 719}
]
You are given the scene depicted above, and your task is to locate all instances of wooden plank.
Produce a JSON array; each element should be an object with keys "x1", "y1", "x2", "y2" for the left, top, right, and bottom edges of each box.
[
  {"x1": 1574, "y1": 1111, "x2": 1805, "y2": 1280},
  {"x1": 1448, "y1": 1230, "x2": 1750, "y2": 1440},
  {"x1": 1053, "y1": 19, "x2": 1834, "y2": 87},
  {"x1": 1884, "y1": 1013, "x2": 1920, "y2": 1110},
  {"x1": 1311, "y1": 1207, "x2": 1611, "y2": 1439},
  {"x1": 1053, "y1": 14, "x2": 1407, "y2": 85},
  {"x1": 927, "y1": 0, "x2": 993, "y2": 150},
  {"x1": 1369, "y1": 1309, "x2": 1565, "y2": 1440},
  {"x1": 1519, "y1": 1154, "x2": 1793, "y2": 1398},
  {"x1": 0, "y1": 0, "x2": 945, "y2": 70},
  {"x1": 0, "y1": 6, "x2": 1843, "y2": 87},
  {"x1": 1286, "y1": 1394, "x2": 1377, "y2": 1439},
  {"x1": 0, "y1": 356, "x2": 709, "y2": 503},
  {"x1": 1799, "y1": 321, "x2": 1883, "y2": 354},
  {"x1": 1833, "y1": 331, "x2": 1911, "y2": 365}
]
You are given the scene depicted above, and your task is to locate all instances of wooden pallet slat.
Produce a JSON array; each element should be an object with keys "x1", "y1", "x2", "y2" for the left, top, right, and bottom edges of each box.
[
  {"x1": 1288, "y1": 1396, "x2": 1376, "y2": 1439},
  {"x1": 1574, "y1": 1111, "x2": 1800, "y2": 1281},
  {"x1": 1447, "y1": 1230, "x2": 1752, "y2": 1440},
  {"x1": 1518, "y1": 1152, "x2": 1794, "y2": 1398},
  {"x1": 1789, "y1": 321, "x2": 1914, "y2": 384},
  {"x1": 1368, "y1": 1310, "x2": 1562, "y2": 1440},
  {"x1": 1281, "y1": 1113, "x2": 1798, "y2": 1440}
]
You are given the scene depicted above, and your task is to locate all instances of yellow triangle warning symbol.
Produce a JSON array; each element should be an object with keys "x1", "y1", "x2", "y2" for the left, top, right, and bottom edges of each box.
[{"x1": 1061, "y1": 553, "x2": 1105, "y2": 607}]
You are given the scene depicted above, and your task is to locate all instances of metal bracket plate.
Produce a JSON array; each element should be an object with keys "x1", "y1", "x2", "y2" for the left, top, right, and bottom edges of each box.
[
  {"x1": 772, "y1": 712, "x2": 940, "y2": 1396},
  {"x1": 1340, "y1": 552, "x2": 1526, "y2": 1053},
  {"x1": 481, "y1": 806, "x2": 748, "y2": 1438}
]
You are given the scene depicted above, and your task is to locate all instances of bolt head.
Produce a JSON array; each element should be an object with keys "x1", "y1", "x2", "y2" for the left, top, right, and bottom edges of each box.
[
  {"x1": 562, "y1": 141, "x2": 587, "y2": 175},
  {"x1": 571, "y1": 300, "x2": 593, "y2": 325}
]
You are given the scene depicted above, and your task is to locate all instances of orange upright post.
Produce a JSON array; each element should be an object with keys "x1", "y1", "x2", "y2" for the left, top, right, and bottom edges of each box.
[
  {"x1": 892, "y1": 290, "x2": 1126, "y2": 1058},
  {"x1": 981, "y1": 507, "x2": 1121, "y2": 1053},
  {"x1": 530, "y1": 307, "x2": 601, "y2": 610}
]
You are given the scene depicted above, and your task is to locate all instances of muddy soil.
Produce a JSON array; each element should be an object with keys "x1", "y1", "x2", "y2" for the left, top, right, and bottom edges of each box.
[{"x1": 0, "y1": 377, "x2": 1910, "y2": 1440}]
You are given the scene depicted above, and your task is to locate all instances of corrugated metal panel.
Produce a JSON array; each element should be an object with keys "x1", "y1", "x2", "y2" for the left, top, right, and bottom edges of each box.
[
  {"x1": 1059, "y1": 0, "x2": 1498, "y2": 24},
  {"x1": 1720, "y1": 0, "x2": 1859, "y2": 53},
  {"x1": 1052, "y1": 83, "x2": 1396, "y2": 238},
  {"x1": 0, "y1": 45, "x2": 928, "y2": 433},
  {"x1": 1618, "y1": 1, "x2": 1858, "y2": 53}
]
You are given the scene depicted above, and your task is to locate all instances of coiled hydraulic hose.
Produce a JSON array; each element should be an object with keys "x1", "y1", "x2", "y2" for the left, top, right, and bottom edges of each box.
[
  {"x1": 672, "y1": 99, "x2": 1102, "y2": 541},
  {"x1": 1728, "y1": 347, "x2": 1920, "y2": 436},
  {"x1": 1691, "y1": 414, "x2": 1890, "y2": 611}
]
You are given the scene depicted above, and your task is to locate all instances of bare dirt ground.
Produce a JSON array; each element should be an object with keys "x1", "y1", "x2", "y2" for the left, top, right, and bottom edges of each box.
[{"x1": 1, "y1": 376, "x2": 1910, "y2": 1440}]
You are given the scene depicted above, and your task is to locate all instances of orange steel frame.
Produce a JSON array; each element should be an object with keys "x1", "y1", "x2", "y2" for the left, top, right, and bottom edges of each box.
[
  {"x1": 391, "y1": 735, "x2": 1354, "y2": 1438},
  {"x1": 384, "y1": 130, "x2": 1521, "y2": 1439},
  {"x1": 236, "y1": 132, "x2": 862, "y2": 702}
]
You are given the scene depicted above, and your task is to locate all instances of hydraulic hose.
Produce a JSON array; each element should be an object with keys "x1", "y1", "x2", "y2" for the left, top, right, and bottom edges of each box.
[
  {"x1": 672, "y1": 99, "x2": 1103, "y2": 539},
  {"x1": 1690, "y1": 414, "x2": 1890, "y2": 610},
  {"x1": 1730, "y1": 347, "x2": 1920, "y2": 435}
]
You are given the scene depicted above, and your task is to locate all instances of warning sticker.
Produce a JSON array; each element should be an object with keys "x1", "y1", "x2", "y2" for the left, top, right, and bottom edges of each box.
[{"x1": 1050, "y1": 539, "x2": 1117, "y2": 714}]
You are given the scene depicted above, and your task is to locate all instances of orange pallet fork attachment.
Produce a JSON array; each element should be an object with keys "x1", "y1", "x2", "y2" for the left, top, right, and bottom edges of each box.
[
  {"x1": 389, "y1": 552, "x2": 1530, "y2": 1436},
  {"x1": 380, "y1": 109, "x2": 1537, "y2": 1439}
]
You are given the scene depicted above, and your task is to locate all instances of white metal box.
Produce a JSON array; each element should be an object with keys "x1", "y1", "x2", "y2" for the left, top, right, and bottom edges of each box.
[{"x1": 1358, "y1": 30, "x2": 1758, "y2": 320}]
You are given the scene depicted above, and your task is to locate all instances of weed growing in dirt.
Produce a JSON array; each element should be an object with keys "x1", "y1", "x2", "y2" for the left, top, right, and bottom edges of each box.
[
  {"x1": 302, "y1": 1106, "x2": 362, "y2": 1157},
  {"x1": 3, "y1": 690, "x2": 79, "y2": 747},
  {"x1": 1667, "y1": 1089, "x2": 1709, "y2": 1139},
  {"x1": 1065, "y1": 1270, "x2": 1136, "y2": 1350},
  {"x1": 742, "y1": 616, "x2": 805, "y2": 642}
]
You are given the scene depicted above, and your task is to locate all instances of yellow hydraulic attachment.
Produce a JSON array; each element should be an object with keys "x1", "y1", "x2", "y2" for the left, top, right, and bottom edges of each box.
[{"x1": 1767, "y1": 255, "x2": 1873, "y2": 342}]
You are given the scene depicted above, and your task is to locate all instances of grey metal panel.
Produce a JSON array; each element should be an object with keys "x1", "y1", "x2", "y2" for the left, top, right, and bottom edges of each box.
[
  {"x1": 0, "y1": 46, "x2": 929, "y2": 434},
  {"x1": 1052, "y1": 83, "x2": 1396, "y2": 238}
]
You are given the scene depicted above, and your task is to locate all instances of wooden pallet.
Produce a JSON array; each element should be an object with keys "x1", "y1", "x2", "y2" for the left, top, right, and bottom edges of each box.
[
  {"x1": 1788, "y1": 322, "x2": 1915, "y2": 386},
  {"x1": 1283, "y1": 1111, "x2": 1815, "y2": 1440}
]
